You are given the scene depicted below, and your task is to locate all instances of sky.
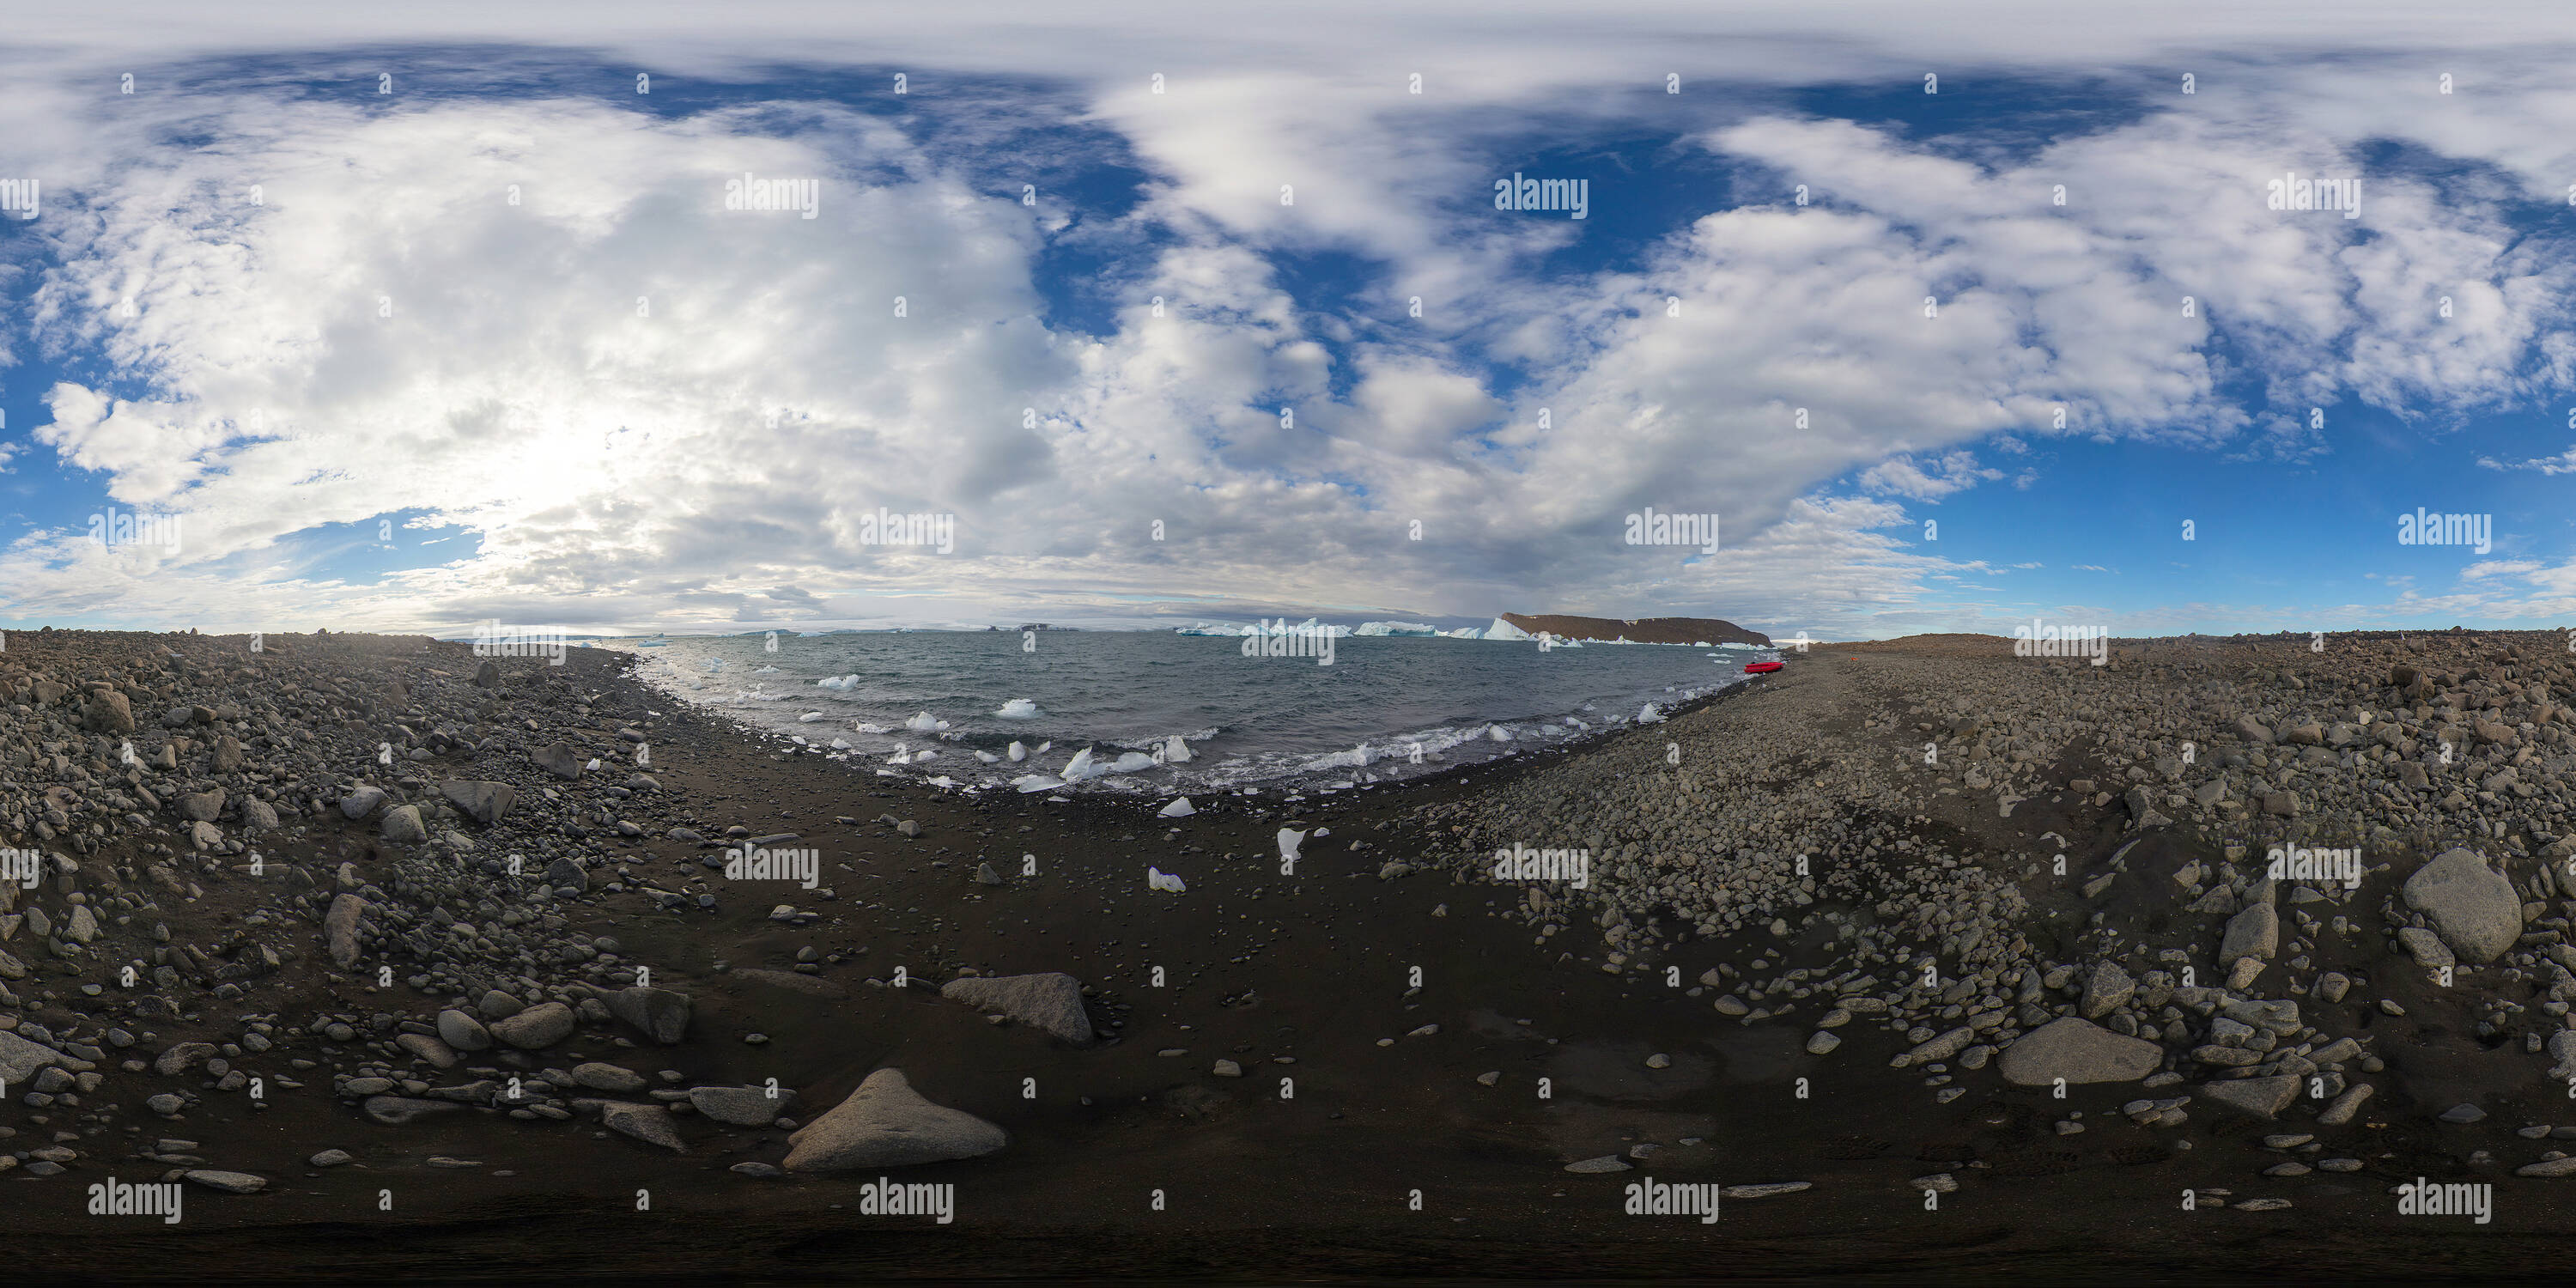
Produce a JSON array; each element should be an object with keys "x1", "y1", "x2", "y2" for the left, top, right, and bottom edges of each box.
[{"x1": 4, "y1": 2, "x2": 2576, "y2": 641}]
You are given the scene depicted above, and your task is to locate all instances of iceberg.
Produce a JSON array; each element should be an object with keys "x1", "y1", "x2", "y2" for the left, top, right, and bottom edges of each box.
[
  {"x1": 1485, "y1": 724, "x2": 1514, "y2": 742},
  {"x1": 1481, "y1": 617, "x2": 1533, "y2": 641},
  {"x1": 994, "y1": 698, "x2": 1044, "y2": 720},
  {"x1": 1353, "y1": 621, "x2": 1443, "y2": 636},
  {"x1": 904, "y1": 710, "x2": 948, "y2": 732}
]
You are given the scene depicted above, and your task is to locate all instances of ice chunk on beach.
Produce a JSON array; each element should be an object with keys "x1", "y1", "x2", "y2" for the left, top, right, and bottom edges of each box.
[
  {"x1": 1485, "y1": 724, "x2": 1514, "y2": 742},
  {"x1": 1638, "y1": 702, "x2": 1666, "y2": 724},
  {"x1": 1109, "y1": 751, "x2": 1159, "y2": 774},
  {"x1": 905, "y1": 710, "x2": 949, "y2": 732},
  {"x1": 994, "y1": 698, "x2": 1043, "y2": 720},
  {"x1": 586, "y1": 757, "x2": 602, "y2": 770},
  {"x1": 829, "y1": 738, "x2": 852, "y2": 750},
  {"x1": 975, "y1": 750, "x2": 1001, "y2": 763},
  {"x1": 854, "y1": 722, "x2": 891, "y2": 734},
  {"x1": 887, "y1": 750, "x2": 914, "y2": 765},
  {"x1": 798, "y1": 711, "x2": 826, "y2": 722},
  {"x1": 1162, "y1": 735, "x2": 1193, "y2": 763},
  {"x1": 1007, "y1": 740, "x2": 1028, "y2": 762},
  {"x1": 1147, "y1": 867, "x2": 1187, "y2": 893},
  {"x1": 1158, "y1": 797, "x2": 1196, "y2": 817},
  {"x1": 1061, "y1": 747, "x2": 1098, "y2": 781},
  {"x1": 914, "y1": 750, "x2": 939, "y2": 762},
  {"x1": 1013, "y1": 774, "x2": 1066, "y2": 793},
  {"x1": 1277, "y1": 828, "x2": 1308, "y2": 866}
]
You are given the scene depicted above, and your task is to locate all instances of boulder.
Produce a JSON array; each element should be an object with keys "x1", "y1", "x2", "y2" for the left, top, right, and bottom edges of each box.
[
  {"x1": 2080, "y1": 962, "x2": 2134, "y2": 1019},
  {"x1": 1997, "y1": 1018, "x2": 2163, "y2": 1086},
  {"x1": 939, "y1": 972, "x2": 1094, "y2": 1043},
  {"x1": 325, "y1": 895, "x2": 368, "y2": 969},
  {"x1": 84, "y1": 690, "x2": 137, "y2": 733},
  {"x1": 380, "y1": 805, "x2": 427, "y2": 843},
  {"x1": 532, "y1": 743, "x2": 583, "y2": 781},
  {"x1": 338, "y1": 786, "x2": 386, "y2": 820},
  {"x1": 178, "y1": 789, "x2": 226, "y2": 823},
  {"x1": 440, "y1": 780, "x2": 516, "y2": 825},
  {"x1": 784, "y1": 1069, "x2": 1006, "y2": 1173},
  {"x1": 2221, "y1": 902, "x2": 2278, "y2": 964},
  {"x1": 437, "y1": 1009, "x2": 493, "y2": 1052},
  {"x1": 690, "y1": 1084, "x2": 799, "y2": 1127},
  {"x1": 0, "y1": 1030, "x2": 70, "y2": 1084},
  {"x1": 606, "y1": 987, "x2": 692, "y2": 1044},
  {"x1": 488, "y1": 1001, "x2": 575, "y2": 1049},
  {"x1": 2403, "y1": 848, "x2": 2523, "y2": 963}
]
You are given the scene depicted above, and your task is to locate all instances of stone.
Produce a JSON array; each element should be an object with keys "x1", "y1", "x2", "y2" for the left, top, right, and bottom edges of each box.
[
  {"x1": 573, "y1": 1063, "x2": 649, "y2": 1093},
  {"x1": 338, "y1": 786, "x2": 386, "y2": 820},
  {"x1": 2439, "y1": 1103, "x2": 2487, "y2": 1124},
  {"x1": 732, "y1": 1163, "x2": 787, "y2": 1179},
  {"x1": 325, "y1": 894, "x2": 367, "y2": 969},
  {"x1": 474, "y1": 660, "x2": 501, "y2": 687},
  {"x1": 2081, "y1": 962, "x2": 2135, "y2": 1019},
  {"x1": 155, "y1": 1042, "x2": 218, "y2": 1077},
  {"x1": 2403, "y1": 848, "x2": 2524, "y2": 963},
  {"x1": 784, "y1": 1069, "x2": 1007, "y2": 1172},
  {"x1": 601, "y1": 1102, "x2": 687, "y2": 1151},
  {"x1": 178, "y1": 789, "x2": 226, "y2": 823},
  {"x1": 1806, "y1": 1031, "x2": 1842, "y2": 1055},
  {"x1": 1564, "y1": 1156, "x2": 1631, "y2": 1174},
  {"x1": 85, "y1": 690, "x2": 137, "y2": 732},
  {"x1": 477, "y1": 990, "x2": 526, "y2": 1019},
  {"x1": 1212, "y1": 1059, "x2": 1244, "y2": 1077},
  {"x1": 394, "y1": 1033, "x2": 458, "y2": 1069},
  {"x1": 380, "y1": 805, "x2": 427, "y2": 843},
  {"x1": 0, "y1": 1029, "x2": 70, "y2": 1084},
  {"x1": 690, "y1": 1084, "x2": 798, "y2": 1126},
  {"x1": 438, "y1": 1009, "x2": 493, "y2": 1052},
  {"x1": 1893, "y1": 1027, "x2": 1974, "y2": 1067},
  {"x1": 1999, "y1": 1018, "x2": 2164, "y2": 1085},
  {"x1": 532, "y1": 743, "x2": 584, "y2": 781},
  {"x1": 146, "y1": 1093, "x2": 185, "y2": 1115},
  {"x1": 2200, "y1": 1075, "x2": 2300, "y2": 1118},
  {"x1": 2397, "y1": 927, "x2": 2456, "y2": 969},
  {"x1": 606, "y1": 987, "x2": 693, "y2": 1044},
  {"x1": 939, "y1": 973, "x2": 1093, "y2": 1043},
  {"x1": 2316, "y1": 972, "x2": 2351, "y2": 1004},
  {"x1": 2516, "y1": 1157, "x2": 2576, "y2": 1178},
  {"x1": 310, "y1": 1150, "x2": 355, "y2": 1168},
  {"x1": 2221, "y1": 902, "x2": 2278, "y2": 964},
  {"x1": 440, "y1": 781, "x2": 517, "y2": 825},
  {"x1": 489, "y1": 1001, "x2": 575, "y2": 1049},
  {"x1": 183, "y1": 1170, "x2": 266, "y2": 1194},
  {"x1": 362, "y1": 1096, "x2": 463, "y2": 1126}
]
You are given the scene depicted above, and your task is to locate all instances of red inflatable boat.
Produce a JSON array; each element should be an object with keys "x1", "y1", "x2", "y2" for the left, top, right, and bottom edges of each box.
[{"x1": 1743, "y1": 661, "x2": 1783, "y2": 674}]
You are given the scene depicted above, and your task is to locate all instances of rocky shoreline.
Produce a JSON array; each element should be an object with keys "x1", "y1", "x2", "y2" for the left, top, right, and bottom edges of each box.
[{"x1": 5, "y1": 626, "x2": 2575, "y2": 1277}]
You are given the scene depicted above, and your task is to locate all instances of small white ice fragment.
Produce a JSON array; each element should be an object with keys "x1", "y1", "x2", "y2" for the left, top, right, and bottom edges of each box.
[
  {"x1": 1147, "y1": 867, "x2": 1187, "y2": 894},
  {"x1": 1159, "y1": 798, "x2": 1196, "y2": 817}
]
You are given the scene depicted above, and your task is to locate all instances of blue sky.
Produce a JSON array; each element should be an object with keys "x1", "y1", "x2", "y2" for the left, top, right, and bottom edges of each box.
[{"x1": 4, "y1": 3, "x2": 2575, "y2": 640}]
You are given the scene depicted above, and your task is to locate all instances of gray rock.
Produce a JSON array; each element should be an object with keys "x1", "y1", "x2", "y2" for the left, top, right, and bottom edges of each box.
[
  {"x1": 2439, "y1": 1103, "x2": 2487, "y2": 1124},
  {"x1": 437, "y1": 1009, "x2": 493, "y2": 1052},
  {"x1": 146, "y1": 1093, "x2": 185, "y2": 1115},
  {"x1": 1893, "y1": 1026, "x2": 1975, "y2": 1067},
  {"x1": 338, "y1": 786, "x2": 386, "y2": 820},
  {"x1": 690, "y1": 1084, "x2": 798, "y2": 1126},
  {"x1": 573, "y1": 1063, "x2": 649, "y2": 1093},
  {"x1": 532, "y1": 743, "x2": 584, "y2": 781},
  {"x1": 1564, "y1": 1156, "x2": 1632, "y2": 1173},
  {"x1": 240, "y1": 799, "x2": 279, "y2": 831},
  {"x1": 380, "y1": 805, "x2": 427, "y2": 844},
  {"x1": 2397, "y1": 927, "x2": 2456, "y2": 969},
  {"x1": 310, "y1": 1150, "x2": 355, "y2": 1168},
  {"x1": 183, "y1": 1170, "x2": 266, "y2": 1194},
  {"x1": 394, "y1": 1033, "x2": 459, "y2": 1069},
  {"x1": 85, "y1": 690, "x2": 137, "y2": 732},
  {"x1": 939, "y1": 973, "x2": 1093, "y2": 1043},
  {"x1": 783, "y1": 1068, "x2": 1007, "y2": 1172},
  {"x1": 731, "y1": 1162, "x2": 787, "y2": 1179},
  {"x1": 489, "y1": 1001, "x2": 575, "y2": 1049},
  {"x1": 477, "y1": 989, "x2": 527, "y2": 1019},
  {"x1": 606, "y1": 987, "x2": 693, "y2": 1044},
  {"x1": 2199, "y1": 1075, "x2": 2300, "y2": 1118},
  {"x1": 2518, "y1": 1157, "x2": 2576, "y2": 1178},
  {"x1": 546, "y1": 859, "x2": 587, "y2": 893},
  {"x1": 1806, "y1": 1031, "x2": 1842, "y2": 1055},
  {"x1": 2403, "y1": 849, "x2": 2523, "y2": 963},
  {"x1": 1998, "y1": 1018, "x2": 2163, "y2": 1085},
  {"x1": 178, "y1": 788, "x2": 227, "y2": 823},
  {"x1": 440, "y1": 780, "x2": 516, "y2": 825},
  {"x1": 2081, "y1": 962, "x2": 2135, "y2": 1019},
  {"x1": 474, "y1": 660, "x2": 501, "y2": 687},
  {"x1": 601, "y1": 1102, "x2": 687, "y2": 1151},
  {"x1": 155, "y1": 1042, "x2": 218, "y2": 1077},
  {"x1": 0, "y1": 1029, "x2": 70, "y2": 1084},
  {"x1": 362, "y1": 1096, "x2": 463, "y2": 1125},
  {"x1": 2221, "y1": 902, "x2": 2279, "y2": 964},
  {"x1": 325, "y1": 894, "x2": 368, "y2": 969}
]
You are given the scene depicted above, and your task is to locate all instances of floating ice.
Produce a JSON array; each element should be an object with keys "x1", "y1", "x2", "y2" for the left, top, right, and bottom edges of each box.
[
  {"x1": 1013, "y1": 774, "x2": 1065, "y2": 793},
  {"x1": 905, "y1": 711, "x2": 948, "y2": 732},
  {"x1": 1061, "y1": 746, "x2": 1097, "y2": 780},
  {"x1": 817, "y1": 675, "x2": 861, "y2": 690},
  {"x1": 702, "y1": 657, "x2": 726, "y2": 673},
  {"x1": 797, "y1": 711, "x2": 826, "y2": 722},
  {"x1": 975, "y1": 750, "x2": 1001, "y2": 763},
  {"x1": 1638, "y1": 702, "x2": 1666, "y2": 725},
  {"x1": 829, "y1": 738, "x2": 852, "y2": 750},
  {"x1": 1007, "y1": 740, "x2": 1028, "y2": 762},
  {"x1": 1162, "y1": 734, "x2": 1193, "y2": 763},
  {"x1": 854, "y1": 723, "x2": 891, "y2": 734},
  {"x1": 1158, "y1": 797, "x2": 1196, "y2": 817},
  {"x1": 753, "y1": 665, "x2": 778, "y2": 673},
  {"x1": 1109, "y1": 751, "x2": 1158, "y2": 774},
  {"x1": 1481, "y1": 617, "x2": 1533, "y2": 641},
  {"x1": 994, "y1": 698, "x2": 1044, "y2": 720},
  {"x1": 914, "y1": 750, "x2": 939, "y2": 762},
  {"x1": 887, "y1": 750, "x2": 914, "y2": 765},
  {"x1": 1485, "y1": 724, "x2": 1513, "y2": 742},
  {"x1": 1147, "y1": 867, "x2": 1187, "y2": 893}
]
